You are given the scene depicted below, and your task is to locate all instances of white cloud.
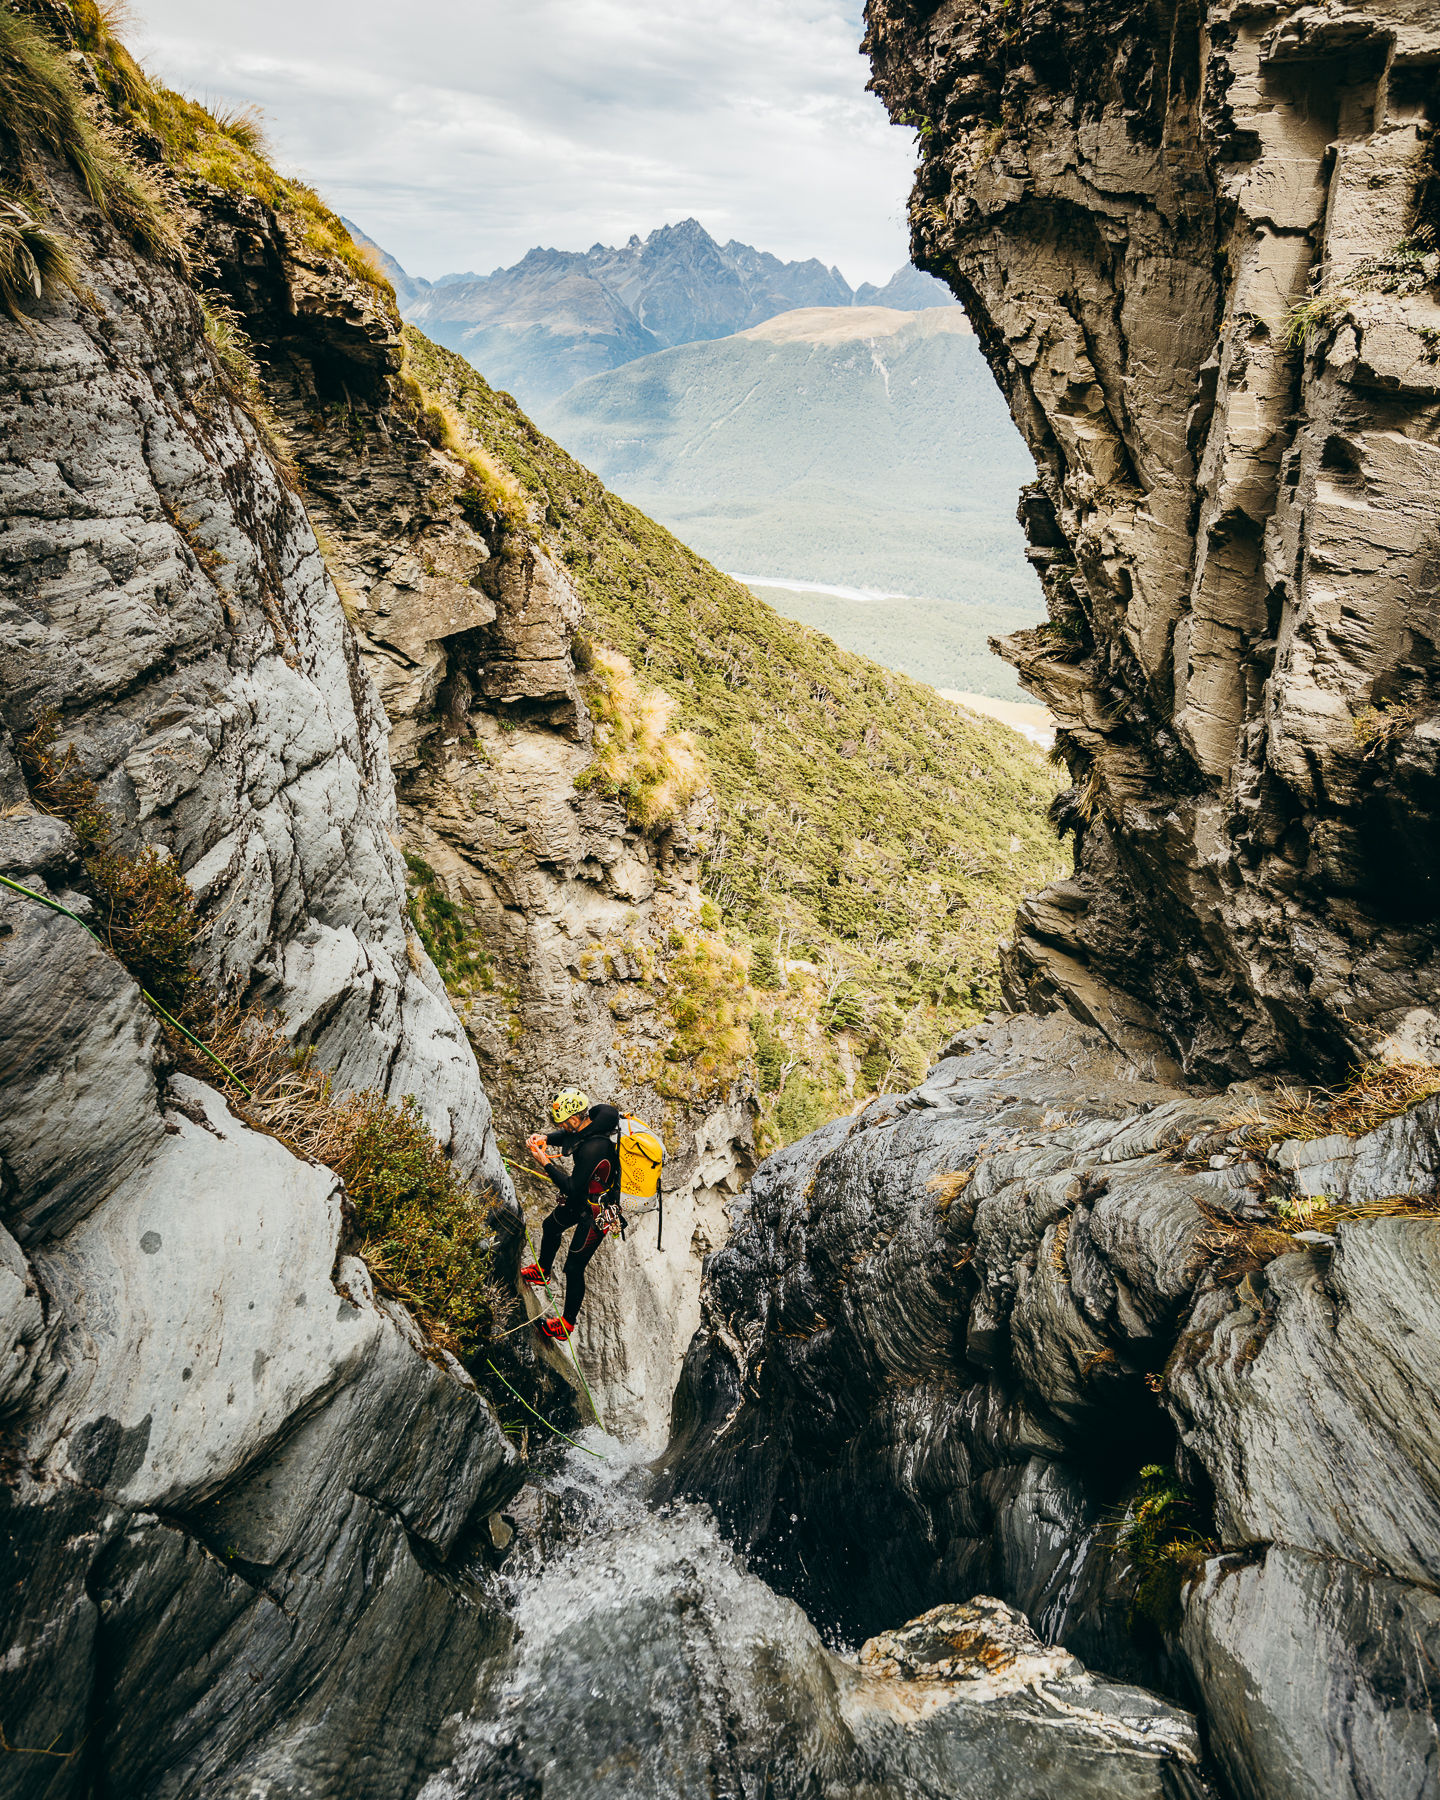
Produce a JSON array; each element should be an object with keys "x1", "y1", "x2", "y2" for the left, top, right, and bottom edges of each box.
[{"x1": 128, "y1": 0, "x2": 919, "y2": 286}]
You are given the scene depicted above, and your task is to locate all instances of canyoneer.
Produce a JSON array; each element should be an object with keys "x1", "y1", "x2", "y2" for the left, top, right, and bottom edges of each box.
[{"x1": 521, "y1": 1088, "x2": 664, "y2": 1341}]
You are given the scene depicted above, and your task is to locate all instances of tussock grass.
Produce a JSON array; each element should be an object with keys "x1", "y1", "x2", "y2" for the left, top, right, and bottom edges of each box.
[
  {"x1": 0, "y1": 187, "x2": 75, "y2": 322},
  {"x1": 1197, "y1": 1189, "x2": 1440, "y2": 1285},
  {"x1": 0, "y1": 3, "x2": 175, "y2": 258},
  {"x1": 175, "y1": 1009, "x2": 509, "y2": 1356},
  {"x1": 926, "y1": 1166, "x2": 974, "y2": 1214},
  {"x1": 1229, "y1": 1059, "x2": 1440, "y2": 1149},
  {"x1": 577, "y1": 646, "x2": 705, "y2": 829}
]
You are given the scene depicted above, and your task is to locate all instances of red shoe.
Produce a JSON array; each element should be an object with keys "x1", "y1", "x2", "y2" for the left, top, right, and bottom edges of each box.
[
  {"x1": 520, "y1": 1264, "x2": 548, "y2": 1288},
  {"x1": 538, "y1": 1316, "x2": 574, "y2": 1341}
]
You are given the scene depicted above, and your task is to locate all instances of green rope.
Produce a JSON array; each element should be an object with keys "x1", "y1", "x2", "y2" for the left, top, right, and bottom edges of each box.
[
  {"x1": 0, "y1": 871, "x2": 252, "y2": 1097},
  {"x1": 485, "y1": 1361, "x2": 603, "y2": 1460}
]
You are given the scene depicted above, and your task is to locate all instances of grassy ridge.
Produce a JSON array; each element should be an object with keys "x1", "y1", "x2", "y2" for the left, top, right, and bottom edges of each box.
[{"x1": 404, "y1": 328, "x2": 1064, "y2": 1139}]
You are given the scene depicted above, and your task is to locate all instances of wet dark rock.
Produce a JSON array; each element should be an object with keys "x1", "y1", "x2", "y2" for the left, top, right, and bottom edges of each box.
[{"x1": 660, "y1": 1014, "x2": 1440, "y2": 1798}]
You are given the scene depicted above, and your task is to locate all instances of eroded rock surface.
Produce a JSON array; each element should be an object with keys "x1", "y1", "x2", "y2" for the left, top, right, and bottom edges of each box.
[
  {"x1": 661, "y1": 1012, "x2": 1440, "y2": 1800},
  {"x1": 426, "y1": 1436, "x2": 1206, "y2": 1800},
  {"x1": 864, "y1": 0, "x2": 1440, "y2": 1083},
  {"x1": 200, "y1": 219, "x2": 756, "y2": 1441}
]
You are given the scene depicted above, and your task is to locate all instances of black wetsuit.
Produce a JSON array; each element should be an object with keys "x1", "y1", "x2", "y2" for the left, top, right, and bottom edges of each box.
[{"x1": 537, "y1": 1104, "x2": 620, "y2": 1326}]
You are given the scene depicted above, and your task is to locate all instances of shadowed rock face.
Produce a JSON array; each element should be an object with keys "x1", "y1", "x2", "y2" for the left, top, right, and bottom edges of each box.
[
  {"x1": 659, "y1": 1011, "x2": 1440, "y2": 1800},
  {"x1": 863, "y1": 0, "x2": 1440, "y2": 1084}
]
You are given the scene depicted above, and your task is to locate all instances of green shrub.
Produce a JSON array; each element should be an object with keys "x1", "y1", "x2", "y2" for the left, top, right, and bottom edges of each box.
[
  {"x1": 404, "y1": 852, "x2": 492, "y2": 991},
  {"x1": 750, "y1": 938, "x2": 782, "y2": 989},
  {"x1": 1116, "y1": 1465, "x2": 1215, "y2": 1643},
  {"x1": 19, "y1": 710, "x2": 198, "y2": 1016}
]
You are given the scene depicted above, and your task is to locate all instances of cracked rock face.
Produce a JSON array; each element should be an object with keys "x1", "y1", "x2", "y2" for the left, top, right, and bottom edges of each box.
[
  {"x1": 660, "y1": 1010, "x2": 1440, "y2": 1800},
  {"x1": 0, "y1": 157, "x2": 505, "y2": 1196},
  {"x1": 0, "y1": 148, "x2": 521, "y2": 1793},
  {"x1": 864, "y1": 0, "x2": 1440, "y2": 1083},
  {"x1": 207, "y1": 218, "x2": 756, "y2": 1444}
]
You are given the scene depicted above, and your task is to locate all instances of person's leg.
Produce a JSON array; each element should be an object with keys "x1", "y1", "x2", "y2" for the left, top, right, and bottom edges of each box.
[
  {"x1": 561, "y1": 1218, "x2": 604, "y2": 1326},
  {"x1": 536, "y1": 1198, "x2": 581, "y2": 1277}
]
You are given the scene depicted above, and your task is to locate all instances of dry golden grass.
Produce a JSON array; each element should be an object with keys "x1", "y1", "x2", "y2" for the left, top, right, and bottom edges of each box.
[
  {"x1": 926, "y1": 1167, "x2": 974, "y2": 1215},
  {"x1": 1229, "y1": 1060, "x2": 1440, "y2": 1149},
  {"x1": 579, "y1": 646, "x2": 706, "y2": 828},
  {"x1": 1194, "y1": 1190, "x2": 1440, "y2": 1285}
]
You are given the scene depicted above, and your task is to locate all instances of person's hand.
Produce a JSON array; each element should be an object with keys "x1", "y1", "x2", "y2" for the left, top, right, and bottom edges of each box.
[{"x1": 526, "y1": 1132, "x2": 550, "y2": 1165}]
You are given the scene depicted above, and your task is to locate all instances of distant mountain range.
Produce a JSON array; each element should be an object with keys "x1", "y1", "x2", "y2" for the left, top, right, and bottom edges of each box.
[
  {"x1": 540, "y1": 303, "x2": 1035, "y2": 605},
  {"x1": 342, "y1": 217, "x2": 957, "y2": 409}
]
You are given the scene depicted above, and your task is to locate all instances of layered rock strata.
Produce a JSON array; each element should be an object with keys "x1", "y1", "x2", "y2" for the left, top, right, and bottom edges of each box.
[
  {"x1": 660, "y1": 1011, "x2": 1440, "y2": 1800},
  {"x1": 864, "y1": 0, "x2": 1440, "y2": 1083},
  {"x1": 0, "y1": 150, "x2": 521, "y2": 1792},
  {"x1": 186, "y1": 163, "x2": 753, "y2": 1440}
]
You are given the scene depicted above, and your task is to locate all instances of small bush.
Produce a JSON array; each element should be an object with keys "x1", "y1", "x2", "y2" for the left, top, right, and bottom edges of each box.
[
  {"x1": 19, "y1": 709, "x2": 198, "y2": 1016},
  {"x1": 749, "y1": 937, "x2": 781, "y2": 989},
  {"x1": 1352, "y1": 698, "x2": 1418, "y2": 755},
  {"x1": 403, "y1": 852, "x2": 492, "y2": 991},
  {"x1": 577, "y1": 646, "x2": 705, "y2": 829},
  {"x1": 1115, "y1": 1465, "x2": 1214, "y2": 1643}
]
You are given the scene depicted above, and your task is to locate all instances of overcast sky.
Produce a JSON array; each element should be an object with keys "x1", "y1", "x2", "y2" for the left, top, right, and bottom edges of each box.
[{"x1": 128, "y1": 1, "x2": 919, "y2": 286}]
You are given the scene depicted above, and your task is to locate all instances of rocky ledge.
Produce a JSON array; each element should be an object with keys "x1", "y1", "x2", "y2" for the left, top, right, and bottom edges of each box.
[{"x1": 659, "y1": 1011, "x2": 1440, "y2": 1800}]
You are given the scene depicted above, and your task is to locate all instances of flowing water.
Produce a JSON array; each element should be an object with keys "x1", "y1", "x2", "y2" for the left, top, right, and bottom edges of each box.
[{"x1": 419, "y1": 1432, "x2": 1204, "y2": 1800}]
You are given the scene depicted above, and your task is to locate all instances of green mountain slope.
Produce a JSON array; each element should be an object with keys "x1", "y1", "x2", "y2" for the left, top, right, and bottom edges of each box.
[
  {"x1": 535, "y1": 305, "x2": 1042, "y2": 616},
  {"x1": 403, "y1": 328, "x2": 1065, "y2": 1135}
]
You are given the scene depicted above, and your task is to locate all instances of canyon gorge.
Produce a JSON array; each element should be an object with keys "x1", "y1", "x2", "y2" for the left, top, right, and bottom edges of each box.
[{"x1": 2, "y1": 0, "x2": 1439, "y2": 1796}]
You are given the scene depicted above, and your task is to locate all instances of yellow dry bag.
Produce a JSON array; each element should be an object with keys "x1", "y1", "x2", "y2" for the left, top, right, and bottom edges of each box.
[{"x1": 616, "y1": 1113, "x2": 665, "y2": 1204}]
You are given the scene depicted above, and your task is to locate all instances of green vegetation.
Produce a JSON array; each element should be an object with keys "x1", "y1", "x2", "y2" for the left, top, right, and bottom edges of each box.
[
  {"x1": 575, "y1": 645, "x2": 705, "y2": 827},
  {"x1": 0, "y1": 187, "x2": 74, "y2": 322},
  {"x1": 401, "y1": 327, "x2": 1065, "y2": 1143},
  {"x1": 403, "y1": 853, "x2": 493, "y2": 993},
  {"x1": 536, "y1": 310, "x2": 1040, "y2": 616},
  {"x1": 1285, "y1": 240, "x2": 1438, "y2": 348},
  {"x1": 1116, "y1": 1465, "x2": 1215, "y2": 1643},
  {"x1": 20, "y1": 710, "x2": 198, "y2": 1016},
  {"x1": 0, "y1": 0, "x2": 174, "y2": 260}
]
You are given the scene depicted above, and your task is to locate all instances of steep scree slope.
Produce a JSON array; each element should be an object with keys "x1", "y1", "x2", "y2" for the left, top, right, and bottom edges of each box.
[{"x1": 865, "y1": 0, "x2": 1440, "y2": 1083}]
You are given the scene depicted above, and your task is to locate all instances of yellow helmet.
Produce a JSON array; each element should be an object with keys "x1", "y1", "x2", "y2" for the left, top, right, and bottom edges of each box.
[{"x1": 550, "y1": 1087, "x2": 590, "y2": 1124}]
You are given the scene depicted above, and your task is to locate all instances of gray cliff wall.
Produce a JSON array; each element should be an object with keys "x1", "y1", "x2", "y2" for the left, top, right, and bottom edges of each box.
[
  {"x1": 184, "y1": 158, "x2": 753, "y2": 1440},
  {"x1": 864, "y1": 0, "x2": 1440, "y2": 1083},
  {"x1": 0, "y1": 115, "x2": 523, "y2": 1798},
  {"x1": 660, "y1": 1017, "x2": 1440, "y2": 1800}
]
